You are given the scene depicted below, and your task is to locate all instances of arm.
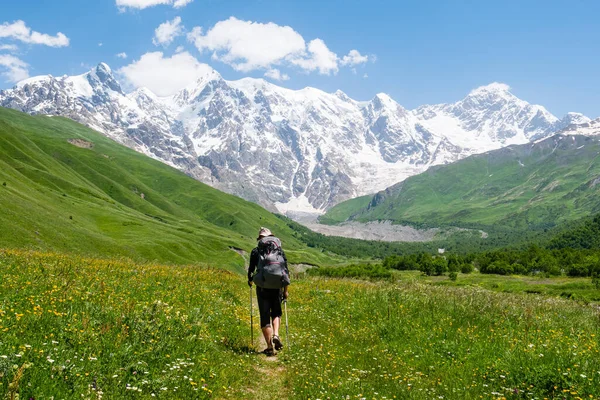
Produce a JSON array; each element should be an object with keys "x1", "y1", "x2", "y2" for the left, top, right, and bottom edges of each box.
[
  {"x1": 281, "y1": 248, "x2": 289, "y2": 299},
  {"x1": 282, "y1": 284, "x2": 289, "y2": 300},
  {"x1": 247, "y1": 248, "x2": 258, "y2": 285}
]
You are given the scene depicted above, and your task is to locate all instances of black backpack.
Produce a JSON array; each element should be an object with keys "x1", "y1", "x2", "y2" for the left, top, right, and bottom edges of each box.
[{"x1": 252, "y1": 236, "x2": 290, "y2": 289}]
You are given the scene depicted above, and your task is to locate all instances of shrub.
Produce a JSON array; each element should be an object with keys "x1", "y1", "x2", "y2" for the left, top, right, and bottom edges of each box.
[
  {"x1": 460, "y1": 263, "x2": 474, "y2": 274},
  {"x1": 482, "y1": 260, "x2": 513, "y2": 275},
  {"x1": 592, "y1": 272, "x2": 600, "y2": 290},
  {"x1": 511, "y1": 262, "x2": 527, "y2": 275},
  {"x1": 433, "y1": 257, "x2": 448, "y2": 276},
  {"x1": 567, "y1": 264, "x2": 589, "y2": 277},
  {"x1": 447, "y1": 255, "x2": 461, "y2": 272}
]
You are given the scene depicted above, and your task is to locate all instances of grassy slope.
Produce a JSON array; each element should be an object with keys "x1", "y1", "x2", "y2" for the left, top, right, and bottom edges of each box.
[
  {"x1": 2, "y1": 250, "x2": 599, "y2": 399},
  {"x1": 322, "y1": 134, "x2": 600, "y2": 231},
  {"x1": 0, "y1": 107, "x2": 339, "y2": 271},
  {"x1": 317, "y1": 194, "x2": 371, "y2": 225}
]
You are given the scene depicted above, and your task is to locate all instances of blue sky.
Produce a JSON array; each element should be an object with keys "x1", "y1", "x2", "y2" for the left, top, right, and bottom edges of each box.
[{"x1": 0, "y1": 0, "x2": 599, "y2": 117}]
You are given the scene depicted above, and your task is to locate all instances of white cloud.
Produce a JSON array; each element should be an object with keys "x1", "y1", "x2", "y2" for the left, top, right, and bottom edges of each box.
[
  {"x1": 173, "y1": 0, "x2": 193, "y2": 7},
  {"x1": 0, "y1": 20, "x2": 69, "y2": 47},
  {"x1": 0, "y1": 54, "x2": 29, "y2": 83},
  {"x1": 0, "y1": 44, "x2": 18, "y2": 52},
  {"x1": 175, "y1": 45, "x2": 184, "y2": 53},
  {"x1": 98, "y1": 42, "x2": 103, "y2": 47},
  {"x1": 116, "y1": 52, "x2": 128, "y2": 59},
  {"x1": 264, "y1": 68, "x2": 289, "y2": 81},
  {"x1": 188, "y1": 17, "x2": 306, "y2": 72},
  {"x1": 341, "y1": 49, "x2": 369, "y2": 66},
  {"x1": 116, "y1": 0, "x2": 193, "y2": 10},
  {"x1": 188, "y1": 17, "x2": 369, "y2": 77},
  {"x1": 153, "y1": 16, "x2": 184, "y2": 46},
  {"x1": 289, "y1": 38, "x2": 339, "y2": 75},
  {"x1": 363, "y1": 73, "x2": 368, "y2": 79},
  {"x1": 118, "y1": 51, "x2": 215, "y2": 96}
]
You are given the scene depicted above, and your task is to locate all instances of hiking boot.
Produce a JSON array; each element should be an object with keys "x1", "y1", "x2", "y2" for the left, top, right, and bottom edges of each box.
[
  {"x1": 262, "y1": 347, "x2": 275, "y2": 357},
  {"x1": 272, "y1": 335, "x2": 283, "y2": 351}
]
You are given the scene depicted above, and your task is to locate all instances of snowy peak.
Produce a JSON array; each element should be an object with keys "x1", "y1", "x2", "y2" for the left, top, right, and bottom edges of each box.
[
  {"x1": 414, "y1": 81, "x2": 560, "y2": 147},
  {"x1": 6, "y1": 63, "x2": 123, "y2": 100},
  {"x1": 97, "y1": 62, "x2": 111, "y2": 73},
  {"x1": 333, "y1": 89, "x2": 352, "y2": 102},
  {"x1": 14, "y1": 75, "x2": 54, "y2": 89},
  {"x1": 171, "y1": 68, "x2": 224, "y2": 107},
  {"x1": 87, "y1": 63, "x2": 123, "y2": 94},
  {"x1": 460, "y1": 82, "x2": 525, "y2": 111},
  {"x1": 371, "y1": 93, "x2": 400, "y2": 109},
  {"x1": 467, "y1": 82, "x2": 512, "y2": 97},
  {"x1": 559, "y1": 118, "x2": 600, "y2": 137},
  {"x1": 561, "y1": 112, "x2": 591, "y2": 127},
  {"x1": 461, "y1": 83, "x2": 555, "y2": 121}
]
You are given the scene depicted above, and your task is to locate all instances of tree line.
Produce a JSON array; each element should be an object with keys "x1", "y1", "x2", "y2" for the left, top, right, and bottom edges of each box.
[
  {"x1": 283, "y1": 212, "x2": 600, "y2": 279},
  {"x1": 382, "y1": 246, "x2": 600, "y2": 277}
]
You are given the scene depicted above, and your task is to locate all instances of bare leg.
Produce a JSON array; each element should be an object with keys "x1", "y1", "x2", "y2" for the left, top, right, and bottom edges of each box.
[
  {"x1": 272, "y1": 316, "x2": 281, "y2": 338},
  {"x1": 262, "y1": 325, "x2": 273, "y2": 349}
]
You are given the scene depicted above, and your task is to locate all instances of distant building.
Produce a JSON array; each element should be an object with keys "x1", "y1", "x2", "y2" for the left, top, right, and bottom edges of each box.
[{"x1": 438, "y1": 248, "x2": 445, "y2": 254}]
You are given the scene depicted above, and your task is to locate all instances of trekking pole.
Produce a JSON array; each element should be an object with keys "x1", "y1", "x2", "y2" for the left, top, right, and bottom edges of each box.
[
  {"x1": 250, "y1": 286, "x2": 254, "y2": 350},
  {"x1": 284, "y1": 299, "x2": 290, "y2": 350}
]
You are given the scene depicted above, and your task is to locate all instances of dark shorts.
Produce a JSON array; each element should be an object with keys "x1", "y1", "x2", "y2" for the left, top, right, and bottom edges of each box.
[{"x1": 256, "y1": 287, "x2": 282, "y2": 328}]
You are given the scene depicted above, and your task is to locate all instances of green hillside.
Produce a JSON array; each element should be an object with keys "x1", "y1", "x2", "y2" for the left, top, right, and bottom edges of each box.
[
  {"x1": 0, "y1": 107, "x2": 337, "y2": 271},
  {"x1": 322, "y1": 134, "x2": 600, "y2": 233},
  {"x1": 317, "y1": 194, "x2": 371, "y2": 225}
]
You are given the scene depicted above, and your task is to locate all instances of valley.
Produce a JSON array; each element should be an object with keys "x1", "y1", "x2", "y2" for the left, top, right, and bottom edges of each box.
[
  {"x1": 322, "y1": 130, "x2": 600, "y2": 238},
  {"x1": 304, "y1": 220, "x2": 442, "y2": 242},
  {"x1": 2, "y1": 3, "x2": 600, "y2": 399},
  {"x1": 2, "y1": 105, "x2": 600, "y2": 400}
]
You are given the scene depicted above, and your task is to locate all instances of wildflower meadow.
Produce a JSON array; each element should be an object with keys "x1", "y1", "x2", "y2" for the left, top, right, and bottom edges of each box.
[{"x1": 1, "y1": 249, "x2": 599, "y2": 399}]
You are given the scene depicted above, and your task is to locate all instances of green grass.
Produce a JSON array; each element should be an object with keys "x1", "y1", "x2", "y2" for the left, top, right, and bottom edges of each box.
[
  {"x1": 322, "y1": 135, "x2": 600, "y2": 235},
  {"x1": 0, "y1": 107, "x2": 344, "y2": 270},
  {"x1": 0, "y1": 249, "x2": 258, "y2": 399},
  {"x1": 402, "y1": 270, "x2": 600, "y2": 302},
  {"x1": 287, "y1": 277, "x2": 600, "y2": 399},
  {"x1": 2, "y1": 250, "x2": 600, "y2": 399},
  {"x1": 317, "y1": 194, "x2": 372, "y2": 225}
]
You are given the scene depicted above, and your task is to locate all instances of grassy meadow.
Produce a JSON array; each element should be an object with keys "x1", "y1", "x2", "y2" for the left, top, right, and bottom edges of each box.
[
  {"x1": 2, "y1": 249, "x2": 599, "y2": 399},
  {"x1": 0, "y1": 106, "x2": 344, "y2": 270}
]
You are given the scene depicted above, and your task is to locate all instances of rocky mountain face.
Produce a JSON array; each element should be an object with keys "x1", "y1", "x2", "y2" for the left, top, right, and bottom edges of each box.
[{"x1": 0, "y1": 63, "x2": 591, "y2": 214}]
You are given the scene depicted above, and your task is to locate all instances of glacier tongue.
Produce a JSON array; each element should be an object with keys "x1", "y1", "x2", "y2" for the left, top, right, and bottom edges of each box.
[{"x1": 0, "y1": 64, "x2": 592, "y2": 214}]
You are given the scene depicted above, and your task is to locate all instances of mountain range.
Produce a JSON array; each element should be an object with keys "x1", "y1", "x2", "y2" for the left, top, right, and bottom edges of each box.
[
  {"x1": 321, "y1": 121, "x2": 600, "y2": 231},
  {"x1": 0, "y1": 63, "x2": 593, "y2": 214}
]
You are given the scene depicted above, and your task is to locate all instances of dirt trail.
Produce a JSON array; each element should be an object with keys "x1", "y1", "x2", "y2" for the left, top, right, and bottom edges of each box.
[{"x1": 247, "y1": 295, "x2": 290, "y2": 400}]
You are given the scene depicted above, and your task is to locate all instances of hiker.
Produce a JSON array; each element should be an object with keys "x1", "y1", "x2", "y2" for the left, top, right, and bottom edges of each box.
[{"x1": 248, "y1": 227, "x2": 290, "y2": 356}]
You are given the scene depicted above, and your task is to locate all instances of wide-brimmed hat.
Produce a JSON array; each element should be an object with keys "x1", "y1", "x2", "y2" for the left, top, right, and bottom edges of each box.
[{"x1": 257, "y1": 227, "x2": 272, "y2": 240}]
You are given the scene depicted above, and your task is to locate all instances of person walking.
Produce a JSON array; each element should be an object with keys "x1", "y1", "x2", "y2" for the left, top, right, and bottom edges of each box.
[{"x1": 248, "y1": 227, "x2": 290, "y2": 356}]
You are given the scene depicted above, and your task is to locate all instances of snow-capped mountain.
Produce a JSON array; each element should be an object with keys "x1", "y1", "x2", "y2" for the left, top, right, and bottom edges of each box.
[
  {"x1": 0, "y1": 63, "x2": 591, "y2": 213},
  {"x1": 558, "y1": 117, "x2": 600, "y2": 137}
]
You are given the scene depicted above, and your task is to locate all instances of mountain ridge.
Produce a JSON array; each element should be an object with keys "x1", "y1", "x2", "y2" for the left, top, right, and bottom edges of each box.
[
  {"x1": 0, "y1": 63, "x2": 592, "y2": 214},
  {"x1": 320, "y1": 123, "x2": 600, "y2": 230}
]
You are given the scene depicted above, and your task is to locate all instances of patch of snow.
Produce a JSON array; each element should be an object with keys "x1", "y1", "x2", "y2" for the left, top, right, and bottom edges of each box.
[
  {"x1": 275, "y1": 195, "x2": 325, "y2": 215},
  {"x1": 15, "y1": 75, "x2": 52, "y2": 88}
]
